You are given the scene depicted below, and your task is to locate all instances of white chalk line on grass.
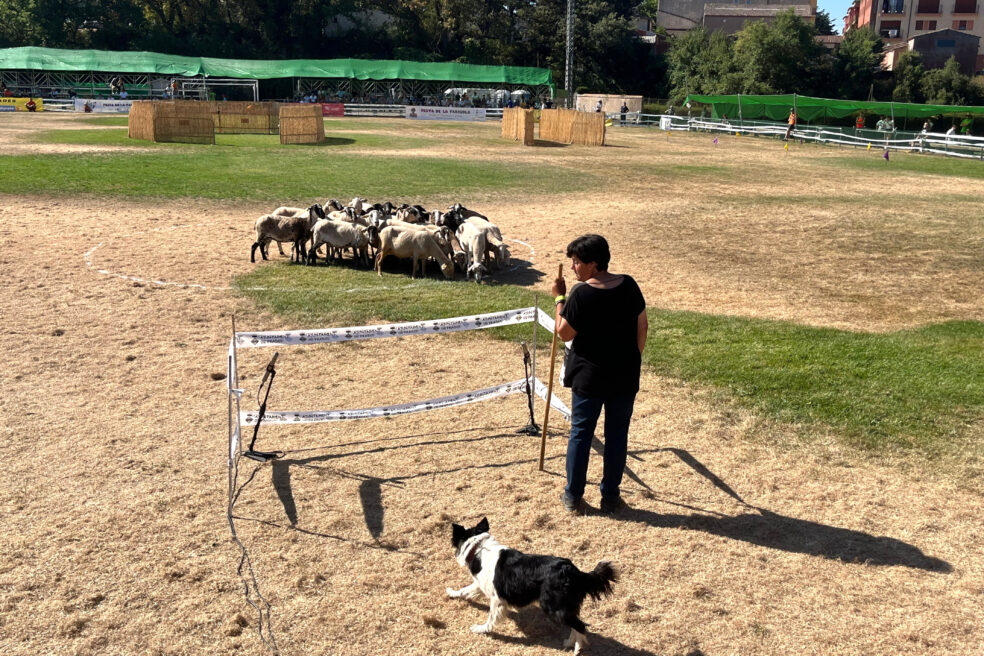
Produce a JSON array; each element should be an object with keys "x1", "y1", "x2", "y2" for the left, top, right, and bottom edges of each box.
[{"x1": 84, "y1": 227, "x2": 536, "y2": 293}]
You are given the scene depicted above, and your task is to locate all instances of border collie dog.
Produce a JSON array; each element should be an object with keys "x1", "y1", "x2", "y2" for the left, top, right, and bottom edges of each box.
[{"x1": 447, "y1": 518, "x2": 617, "y2": 654}]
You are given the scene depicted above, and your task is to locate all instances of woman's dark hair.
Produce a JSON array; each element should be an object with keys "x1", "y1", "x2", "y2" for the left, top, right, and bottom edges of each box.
[{"x1": 566, "y1": 234, "x2": 610, "y2": 271}]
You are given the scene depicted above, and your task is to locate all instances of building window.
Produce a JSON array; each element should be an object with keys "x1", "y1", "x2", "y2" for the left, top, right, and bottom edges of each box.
[
  {"x1": 953, "y1": 0, "x2": 976, "y2": 12},
  {"x1": 882, "y1": 0, "x2": 905, "y2": 11},
  {"x1": 952, "y1": 18, "x2": 973, "y2": 27},
  {"x1": 917, "y1": 0, "x2": 940, "y2": 11},
  {"x1": 930, "y1": 19, "x2": 938, "y2": 27},
  {"x1": 879, "y1": 19, "x2": 902, "y2": 36},
  {"x1": 916, "y1": 19, "x2": 924, "y2": 27}
]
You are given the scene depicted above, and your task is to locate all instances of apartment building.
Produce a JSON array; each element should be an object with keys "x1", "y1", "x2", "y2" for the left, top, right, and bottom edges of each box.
[
  {"x1": 657, "y1": 0, "x2": 816, "y2": 36},
  {"x1": 845, "y1": 0, "x2": 984, "y2": 71}
]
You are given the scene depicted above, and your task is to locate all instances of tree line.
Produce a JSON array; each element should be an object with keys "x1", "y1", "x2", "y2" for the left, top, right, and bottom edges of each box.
[
  {"x1": 1, "y1": 1, "x2": 980, "y2": 104},
  {"x1": 668, "y1": 10, "x2": 984, "y2": 106}
]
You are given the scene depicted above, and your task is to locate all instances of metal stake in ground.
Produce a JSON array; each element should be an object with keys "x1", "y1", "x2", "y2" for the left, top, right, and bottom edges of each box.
[
  {"x1": 538, "y1": 263, "x2": 564, "y2": 471},
  {"x1": 516, "y1": 341, "x2": 540, "y2": 436},
  {"x1": 244, "y1": 352, "x2": 285, "y2": 462}
]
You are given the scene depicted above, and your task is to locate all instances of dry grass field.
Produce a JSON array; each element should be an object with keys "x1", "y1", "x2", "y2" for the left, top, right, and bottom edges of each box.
[{"x1": 1, "y1": 112, "x2": 982, "y2": 656}]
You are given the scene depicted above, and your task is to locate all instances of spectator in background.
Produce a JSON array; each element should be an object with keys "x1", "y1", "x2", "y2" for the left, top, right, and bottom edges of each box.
[
  {"x1": 784, "y1": 109, "x2": 797, "y2": 140},
  {"x1": 665, "y1": 104, "x2": 675, "y2": 116},
  {"x1": 119, "y1": 89, "x2": 128, "y2": 100},
  {"x1": 25, "y1": 98, "x2": 37, "y2": 112},
  {"x1": 855, "y1": 114, "x2": 865, "y2": 130},
  {"x1": 961, "y1": 115, "x2": 973, "y2": 135},
  {"x1": 595, "y1": 99, "x2": 603, "y2": 113},
  {"x1": 620, "y1": 101, "x2": 628, "y2": 125},
  {"x1": 876, "y1": 116, "x2": 888, "y2": 131},
  {"x1": 1, "y1": 84, "x2": 10, "y2": 97}
]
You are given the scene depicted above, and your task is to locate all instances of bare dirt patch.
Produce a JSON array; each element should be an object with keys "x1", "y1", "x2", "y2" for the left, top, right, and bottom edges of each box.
[{"x1": 1, "y1": 114, "x2": 982, "y2": 655}]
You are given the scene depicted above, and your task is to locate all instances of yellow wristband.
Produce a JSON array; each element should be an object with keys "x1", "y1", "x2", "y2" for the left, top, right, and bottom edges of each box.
[{"x1": 555, "y1": 295, "x2": 566, "y2": 304}]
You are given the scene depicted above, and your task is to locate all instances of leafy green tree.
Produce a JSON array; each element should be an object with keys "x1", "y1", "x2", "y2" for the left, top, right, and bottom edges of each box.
[
  {"x1": 892, "y1": 51, "x2": 924, "y2": 103},
  {"x1": 666, "y1": 27, "x2": 740, "y2": 100},
  {"x1": 637, "y1": 0, "x2": 659, "y2": 20},
  {"x1": 731, "y1": 10, "x2": 826, "y2": 94},
  {"x1": 0, "y1": 0, "x2": 41, "y2": 47},
  {"x1": 834, "y1": 27, "x2": 882, "y2": 99},
  {"x1": 814, "y1": 9, "x2": 836, "y2": 36},
  {"x1": 921, "y1": 56, "x2": 971, "y2": 105}
]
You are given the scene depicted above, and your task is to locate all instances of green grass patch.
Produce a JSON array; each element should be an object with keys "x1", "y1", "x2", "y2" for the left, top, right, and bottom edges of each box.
[
  {"x1": 645, "y1": 311, "x2": 984, "y2": 453},
  {"x1": 234, "y1": 263, "x2": 984, "y2": 454},
  {"x1": 82, "y1": 116, "x2": 130, "y2": 127},
  {"x1": 34, "y1": 127, "x2": 434, "y2": 150},
  {"x1": 825, "y1": 151, "x2": 984, "y2": 180},
  {"x1": 0, "y1": 148, "x2": 593, "y2": 201},
  {"x1": 233, "y1": 262, "x2": 545, "y2": 343}
]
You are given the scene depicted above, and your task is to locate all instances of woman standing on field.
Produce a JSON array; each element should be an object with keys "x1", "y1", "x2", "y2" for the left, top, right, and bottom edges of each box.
[{"x1": 551, "y1": 234, "x2": 648, "y2": 514}]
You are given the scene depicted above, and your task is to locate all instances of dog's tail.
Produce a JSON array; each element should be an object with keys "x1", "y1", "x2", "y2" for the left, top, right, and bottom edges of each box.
[{"x1": 580, "y1": 560, "x2": 618, "y2": 601}]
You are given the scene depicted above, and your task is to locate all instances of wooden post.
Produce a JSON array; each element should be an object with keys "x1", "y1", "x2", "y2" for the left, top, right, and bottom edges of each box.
[{"x1": 538, "y1": 263, "x2": 564, "y2": 471}]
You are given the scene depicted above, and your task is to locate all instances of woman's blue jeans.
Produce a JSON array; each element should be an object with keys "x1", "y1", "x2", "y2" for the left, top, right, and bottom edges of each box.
[{"x1": 564, "y1": 391, "x2": 636, "y2": 501}]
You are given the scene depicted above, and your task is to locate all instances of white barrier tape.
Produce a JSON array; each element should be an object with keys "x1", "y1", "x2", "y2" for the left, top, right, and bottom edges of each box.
[
  {"x1": 230, "y1": 422, "x2": 241, "y2": 461},
  {"x1": 536, "y1": 307, "x2": 555, "y2": 334},
  {"x1": 236, "y1": 307, "x2": 537, "y2": 348},
  {"x1": 533, "y1": 378, "x2": 572, "y2": 421},
  {"x1": 241, "y1": 378, "x2": 531, "y2": 425}
]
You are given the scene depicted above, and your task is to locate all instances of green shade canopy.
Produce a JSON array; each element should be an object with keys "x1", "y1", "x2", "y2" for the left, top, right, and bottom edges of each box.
[
  {"x1": 684, "y1": 93, "x2": 984, "y2": 121},
  {"x1": 0, "y1": 46, "x2": 553, "y2": 86}
]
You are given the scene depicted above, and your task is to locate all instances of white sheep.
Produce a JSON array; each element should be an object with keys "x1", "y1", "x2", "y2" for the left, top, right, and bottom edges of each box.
[
  {"x1": 308, "y1": 219, "x2": 370, "y2": 266},
  {"x1": 464, "y1": 216, "x2": 510, "y2": 269},
  {"x1": 375, "y1": 226, "x2": 454, "y2": 279},
  {"x1": 456, "y1": 221, "x2": 488, "y2": 282}
]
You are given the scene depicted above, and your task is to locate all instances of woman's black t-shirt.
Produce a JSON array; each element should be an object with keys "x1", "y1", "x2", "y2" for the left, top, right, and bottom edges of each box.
[{"x1": 561, "y1": 275, "x2": 645, "y2": 398}]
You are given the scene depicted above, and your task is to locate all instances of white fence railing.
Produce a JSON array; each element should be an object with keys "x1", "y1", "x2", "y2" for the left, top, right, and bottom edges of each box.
[{"x1": 621, "y1": 113, "x2": 984, "y2": 161}]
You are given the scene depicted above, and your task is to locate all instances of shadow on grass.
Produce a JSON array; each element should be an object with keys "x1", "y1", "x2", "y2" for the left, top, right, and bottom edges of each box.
[
  {"x1": 597, "y1": 443, "x2": 951, "y2": 573},
  {"x1": 494, "y1": 607, "x2": 659, "y2": 656},
  {"x1": 269, "y1": 427, "x2": 553, "y2": 540}
]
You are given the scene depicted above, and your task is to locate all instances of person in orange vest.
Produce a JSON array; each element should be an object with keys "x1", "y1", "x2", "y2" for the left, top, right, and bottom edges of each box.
[
  {"x1": 784, "y1": 110, "x2": 796, "y2": 141},
  {"x1": 855, "y1": 114, "x2": 865, "y2": 130}
]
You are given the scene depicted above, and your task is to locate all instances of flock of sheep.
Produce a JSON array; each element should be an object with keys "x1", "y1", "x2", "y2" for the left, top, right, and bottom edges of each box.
[{"x1": 249, "y1": 198, "x2": 510, "y2": 282}]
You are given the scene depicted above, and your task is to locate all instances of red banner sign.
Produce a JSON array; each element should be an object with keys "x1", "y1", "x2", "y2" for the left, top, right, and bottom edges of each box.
[{"x1": 320, "y1": 103, "x2": 345, "y2": 117}]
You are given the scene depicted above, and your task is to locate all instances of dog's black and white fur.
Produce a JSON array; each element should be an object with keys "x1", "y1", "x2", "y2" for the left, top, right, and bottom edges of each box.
[{"x1": 447, "y1": 518, "x2": 616, "y2": 654}]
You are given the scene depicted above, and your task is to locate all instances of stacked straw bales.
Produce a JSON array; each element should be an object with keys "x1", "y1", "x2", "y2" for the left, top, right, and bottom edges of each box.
[
  {"x1": 279, "y1": 104, "x2": 325, "y2": 144},
  {"x1": 128, "y1": 100, "x2": 214, "y2": 144},
  {"x1": 501, "y1": 107, "x2": 535, "y2": 146}
]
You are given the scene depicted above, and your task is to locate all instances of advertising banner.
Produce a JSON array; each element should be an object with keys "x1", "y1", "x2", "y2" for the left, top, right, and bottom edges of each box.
[
  {"x1": 74, "y1": 98, "x2": 133, "y2": 113},
  {"x1": 0, "y1": 97, "x2": 44, "y2": 112},
  {"x1": 405, "y1": 105, "x2": 487, "y2": 122},
  {"x1": 320, "y1": 102, "x2": 345, "y2": 117}
]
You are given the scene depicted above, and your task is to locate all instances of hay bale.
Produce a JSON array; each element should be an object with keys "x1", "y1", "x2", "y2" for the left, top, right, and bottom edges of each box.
[
  {"x1": 127, "y1": 101, "x2": 155, "y2": 141},
  {"x1": 279, "y1": 104, "x2": 324, "y2": 144},
  {"x1": 501, "y1": 107, "x2": 534, "y2": 146},
  {"x1": 571, "y1": 111, "x2": 606, "y2": 146},
  {"x1": 537, "y1": 109, "x2": 605, "y2": 146},
  {"x1": 127, "y1": 101, "x2": 214, "y2": 144}
]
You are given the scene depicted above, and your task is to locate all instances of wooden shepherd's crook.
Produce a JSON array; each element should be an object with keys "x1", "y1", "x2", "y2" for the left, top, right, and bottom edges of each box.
[{"x1": 538, "y1": 263, "x2": 564, "y2": 471}]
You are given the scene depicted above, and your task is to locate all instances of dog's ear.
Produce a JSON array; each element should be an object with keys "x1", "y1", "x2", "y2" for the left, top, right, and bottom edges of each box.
[
  {"x1": 452, "y1": 523, "x2": 466, "y2": 542},
  {"x1": 476, "y1": 517, "x2": 489, "y2": 533}
]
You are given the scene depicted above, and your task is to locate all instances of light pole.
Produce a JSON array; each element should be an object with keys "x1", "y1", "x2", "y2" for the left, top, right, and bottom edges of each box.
[{"x1": 564, "y1": 0, "x2": 575, "y2": 108}]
